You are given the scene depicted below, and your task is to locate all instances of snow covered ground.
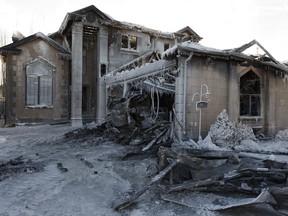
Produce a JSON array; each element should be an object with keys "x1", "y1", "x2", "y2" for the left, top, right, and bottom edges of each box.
[{"x1": 0, "y1": 124, "x2": 286, "y2": 216}]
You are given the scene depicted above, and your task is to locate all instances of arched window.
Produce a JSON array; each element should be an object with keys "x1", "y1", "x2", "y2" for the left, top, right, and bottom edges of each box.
[
  {"x1": 240, "y1": 71, "x2": 261, "y2": 116},
  {"x1": 25, "y1": 58, "x2": 54, "y2": 107}
]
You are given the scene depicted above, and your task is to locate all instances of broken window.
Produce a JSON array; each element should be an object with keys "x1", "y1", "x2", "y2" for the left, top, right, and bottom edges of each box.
[
  {"x1": 121, "y1": 34, "x2": 137, "y2": 50},
  {"x1": 26, "y1": 59, "x2": 53, "y2": 107},
  {"x1": 100, "y1": 63, "x2": 107, "y2": 77},
  {"x1": 164, "y1": 43, "x2": 170, "y2": 51},
  {"x1": 240, "y1": 71, "x2": 261, "y2": 116}
]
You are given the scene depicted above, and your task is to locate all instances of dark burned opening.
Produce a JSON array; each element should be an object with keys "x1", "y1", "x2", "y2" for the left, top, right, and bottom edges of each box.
[
  {"x1": 128, "y1": 87, "x2": 175, "y2": 124},
  {"x1": 240, "y1": 71, "x2": 261, "y2": 116}
]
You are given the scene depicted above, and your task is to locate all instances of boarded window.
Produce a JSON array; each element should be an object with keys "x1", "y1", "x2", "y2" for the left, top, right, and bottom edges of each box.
[
  {"x1": 121, "y1": 34, "x2": 137, "y2": 50},
  {"x1": 26, "y1": 59, "x2": 53, "y2": 107},
  {"x1": 240, "y1": 71, "x2": 261, "y2": 116}
]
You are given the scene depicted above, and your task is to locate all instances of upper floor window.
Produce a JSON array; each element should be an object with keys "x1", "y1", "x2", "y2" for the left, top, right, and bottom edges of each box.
[
  {"x1": 25, "y1": 58, "x2": 54, "y2": 107},
  {"x1": 164, "y1": 43, "x2": 170, "y2": 51},
  {"x1": 240, "y1": 71, "x2": 261, "y2": 116},
  {"x1": 121, "y1": 34, "x2": 137, "y2": 50}
]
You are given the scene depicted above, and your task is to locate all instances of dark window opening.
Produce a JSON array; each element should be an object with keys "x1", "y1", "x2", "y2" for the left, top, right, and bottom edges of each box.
[
  {"x1": 240, "y1": 71, "x2": 261, "y2": 116},
  {"x1": 164, "y1": 43, "x2": 170, "y2": 51},
  {"x1": 82, "y1": 86, "x2": 89, "y2": 113},
  {"x1": 100, "y1": 64, "x2": 107, "y2": 77},
  {"x1": 121, "y1": 35, "x2": 129, "y2": 49}
]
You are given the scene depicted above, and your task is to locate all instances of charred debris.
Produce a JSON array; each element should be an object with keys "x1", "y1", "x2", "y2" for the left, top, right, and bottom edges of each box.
[
  {"x1": 0, "y1": 156, "x2": 44, "y2": 182},
  {"x1": 65, "y1": 93, "x2": 288, "y2": 215}
]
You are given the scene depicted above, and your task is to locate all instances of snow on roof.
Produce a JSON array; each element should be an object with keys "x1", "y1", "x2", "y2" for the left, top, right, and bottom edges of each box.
[
  {"x1": 104, "y1": 60, "x2": 176, "y2": 86},
  {"x1": 162, "y1": 40, "x2": 288, "y2": 74},
  {"x1": 162, "y1": 41, "x2": 225, "y2": 59}
]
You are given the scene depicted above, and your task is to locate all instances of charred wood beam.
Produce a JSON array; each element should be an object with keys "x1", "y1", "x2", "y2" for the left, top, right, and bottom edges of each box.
[
  {"x1": 113, "y1": 159, "x2": 180, "y2": 211},
  {"x1": 104, "y1": 60, "x2": 176, "y2": 86}
]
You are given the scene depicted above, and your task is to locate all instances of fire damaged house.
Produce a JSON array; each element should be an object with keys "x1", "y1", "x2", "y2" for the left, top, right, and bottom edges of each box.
[
  {"x1": 1, "y1": 5, "x2": 288, "y2": 140},
  {"x1": 106, "y1": 39, "x2": 288, "y2": 140},
  {"x1": 0, "y1": 5, "x2": 201, "y2": 127}
]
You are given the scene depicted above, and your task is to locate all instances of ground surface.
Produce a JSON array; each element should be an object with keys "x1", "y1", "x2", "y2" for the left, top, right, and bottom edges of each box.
[{"x1": 0, "y1": 124, "x2": 284, "y2": 216}]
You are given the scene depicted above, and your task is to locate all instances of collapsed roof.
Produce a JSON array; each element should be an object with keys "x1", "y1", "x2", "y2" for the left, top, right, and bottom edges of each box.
[
  {"x1": 162, "y1": 39, "x2": 288, "y2": 74},
  {"x1": 104, "y1": 40, "x2": 288, "y2": 94}
]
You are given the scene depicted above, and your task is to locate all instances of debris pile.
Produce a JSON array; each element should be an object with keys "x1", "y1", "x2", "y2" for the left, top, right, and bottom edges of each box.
[
  {"x1": 114, "y1": 146, "x2": 288, "y2": 214},
  {"x1": 156, "y1": 147, "x2": 288, "y2": 214},
  {"x1": 65, "y1": 93, "x2": 174, "y2": 153},
  {"x1": 210, "y1": 109, "x2": 256, "y2": 148}
]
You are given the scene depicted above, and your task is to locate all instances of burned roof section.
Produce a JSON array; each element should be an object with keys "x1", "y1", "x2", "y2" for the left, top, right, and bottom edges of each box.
[{"x1": 162, "y1": 40, "x2": 288, "y2": 75}]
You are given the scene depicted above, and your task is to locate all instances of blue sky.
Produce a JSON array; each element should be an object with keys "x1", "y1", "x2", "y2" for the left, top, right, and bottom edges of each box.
[{"x1": 1, "y1": 0, "x2": 288, "y2": 61}]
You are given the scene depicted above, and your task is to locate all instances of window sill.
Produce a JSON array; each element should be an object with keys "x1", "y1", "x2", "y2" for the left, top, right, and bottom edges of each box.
[
  {"x1": 239, "y1": 116, "x2": 262, "y2": 120},
  {"x1": 239, "y1": 116, "x2": 262, "y2": 124},
  {"x1": 120, "y1": 48, "x2": 138, "y2": 54},
  {"x1": 26, "y1": 105, "x2": 53, "y2": 109}
]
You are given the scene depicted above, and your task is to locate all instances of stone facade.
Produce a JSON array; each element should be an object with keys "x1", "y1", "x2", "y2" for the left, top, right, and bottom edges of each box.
[
  {"x1": 175, "y1": 55, "x2": 288, "y2": 140},
  {"x1": 0, "y1": 5, "x2": 200, "y2": 126},
  {"x1": 3, "y1": 39, "x2": 69, "y2": 124},
  {"x1": 1, "y1": 5, "x2": 288, "y2": 142}
]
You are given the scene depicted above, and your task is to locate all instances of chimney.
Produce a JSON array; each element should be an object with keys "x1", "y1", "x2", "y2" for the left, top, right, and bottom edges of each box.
[{"x1": 12, "y1": 31, "x2": 25, "y2": 42}]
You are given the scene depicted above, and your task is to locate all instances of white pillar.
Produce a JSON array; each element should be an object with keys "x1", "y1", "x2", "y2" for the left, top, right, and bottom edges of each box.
[
  {"x1": 96, "y1": 27, "x2": 108, "y2": 124},
  {"x1": 71, "y1": 22, "x2": 83, "y2": 127}
]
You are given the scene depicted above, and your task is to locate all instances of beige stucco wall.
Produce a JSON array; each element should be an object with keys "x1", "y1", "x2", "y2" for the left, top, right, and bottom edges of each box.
[
  {"x1": 184, "y1": 57, "x2": 229, "y2": 139},
  {"x1": 7, "y1": 39, "x2": 69, "y2": 124},
  {"x1": 275, "y1": 76, "x2": 288, "y2": 131},
  {"x1": 107, "y1": 28, "x2": 175, "y2": 72},
  {"x1": 180, "y1": 56, "x2": 287, "y2": 140}
]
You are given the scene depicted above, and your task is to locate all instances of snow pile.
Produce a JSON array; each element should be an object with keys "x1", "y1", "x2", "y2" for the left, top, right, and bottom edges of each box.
[
  {"x1": 198, "y1": 133, "x2": 223, "y2": 150},
  {"x1": 275, "y1": 129, "x2": 288, "y2": 141},
  {"x1": 233, "y1": 139, "x2": 261, "y2": 152},
  {"x1": 210, "y1": 110, "x2": 256, "y2": 148},
  {"x1": 235, "y1": 123, "x2": 256, "y2": 142},
  {"x1": 210, "y1": 109, "x2": 237, "y2": 147},
  {"x1": 172, "y1": 134, "x2": 222, "y2": 151}
]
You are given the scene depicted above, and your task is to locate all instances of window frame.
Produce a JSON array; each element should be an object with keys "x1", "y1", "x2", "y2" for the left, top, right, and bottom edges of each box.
[
  {"x1": 121, "y1": 34, "x2": 138, "y2": 51},
  {"x1": 239, "y1": 71, "x2": 261, "y2": 117},
  {"x1": 25, "y1": 58, "x2": 54, "y2": 108}
]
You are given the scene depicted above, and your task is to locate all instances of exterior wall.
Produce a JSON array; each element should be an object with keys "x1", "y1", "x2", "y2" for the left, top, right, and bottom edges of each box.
[
  {"x1": 179, "y1": 57, "x2": 287, "y2": 140},
  {"x1": 275, "y1": 76, "x2": 288, "y2": 132},
  {"x1": 6, "y1": 39, "x2": 69, "y2": 124},
  {"x1": 154, "y1": 37, "x2": 175, "y2": 53},
  {"x1": 184, "y1": 56, "x2": 229, "y2": 140},
  {"x1": 108, "y1": 28, "x2": 174, "y2": 72}
]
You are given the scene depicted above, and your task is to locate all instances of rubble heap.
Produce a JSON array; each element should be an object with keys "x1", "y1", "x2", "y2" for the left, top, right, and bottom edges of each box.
[{"x1": 210, "y1": 109, "x2": 256, "y2": 147}]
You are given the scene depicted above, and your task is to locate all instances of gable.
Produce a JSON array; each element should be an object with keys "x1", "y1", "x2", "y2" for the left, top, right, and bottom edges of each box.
[
  {"x1": 233, "y1": 40, "x2": 279, "y2": 64},
  {"x1": 59, "y1": 5, "x2": 113, "y2": 34},
  {"x1": 72, "y1": 5, "x2": 113, "y2": 21},
  {"x1": 176, "y1": 26, "x2": 202, "y2": 42},
  {"x1": 0, "y1": 32, "x2": 70, "y2": 56}
]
